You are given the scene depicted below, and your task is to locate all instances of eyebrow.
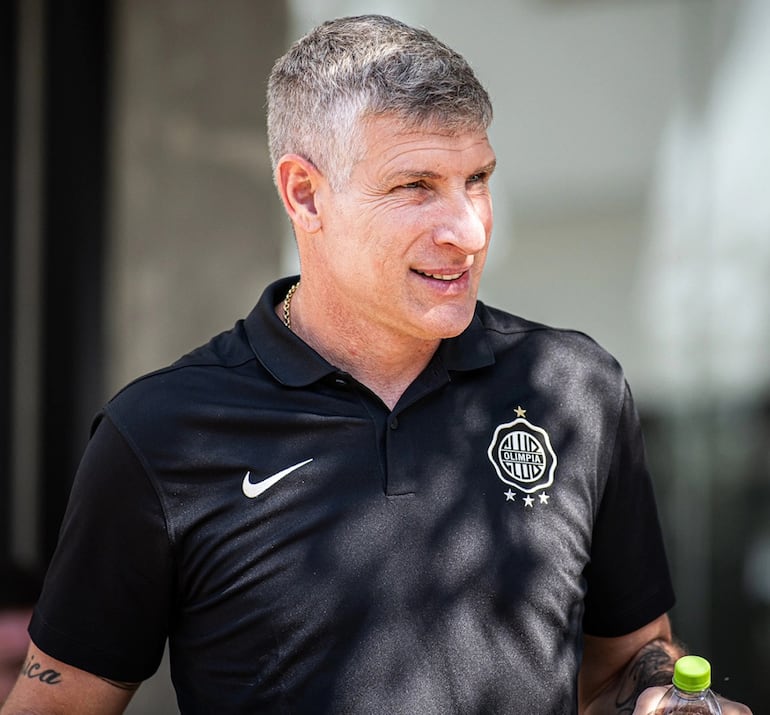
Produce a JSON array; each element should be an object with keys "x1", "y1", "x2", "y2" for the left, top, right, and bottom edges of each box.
[
  {"x1": 384, "y1": 169, "x2": 441, "y2": 184},
  {"x1": 474, "y1": 160, "x2": 497, "y2": 177},
  {"x1": 384, "y1": 161, "x2": 497, "y2": 185}
]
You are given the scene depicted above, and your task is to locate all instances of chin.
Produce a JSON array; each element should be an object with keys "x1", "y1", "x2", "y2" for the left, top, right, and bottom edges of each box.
[{"x1": 423, "y1": 309, "x2": 476, "y2": 340}]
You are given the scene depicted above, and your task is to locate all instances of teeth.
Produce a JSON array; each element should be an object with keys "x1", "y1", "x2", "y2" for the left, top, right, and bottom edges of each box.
[{"x1": 420, "y1": 271, "x2": 463, "y2": 281}]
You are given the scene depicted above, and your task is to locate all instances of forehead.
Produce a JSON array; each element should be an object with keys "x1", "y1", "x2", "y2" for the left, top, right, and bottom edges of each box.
[{"x1": 354, "y1": 114, "x2": 495, "y2": 177}]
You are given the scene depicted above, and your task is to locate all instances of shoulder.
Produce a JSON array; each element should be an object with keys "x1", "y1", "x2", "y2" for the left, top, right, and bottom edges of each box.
[
  {"x1": 100, "y1": 319, "x2": 258, "y2": 437},
  {"x1": 474, "y1": 301, "x2": 623, "y2": 379}
]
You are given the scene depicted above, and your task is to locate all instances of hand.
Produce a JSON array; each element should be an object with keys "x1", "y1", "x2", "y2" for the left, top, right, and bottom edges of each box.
[{"x1": 632, "y1": 685, "x2": 754, "y2": 714}]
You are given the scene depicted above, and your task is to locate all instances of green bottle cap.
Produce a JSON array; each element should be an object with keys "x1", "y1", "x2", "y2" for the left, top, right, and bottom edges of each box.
[{"x1": 673, "y1": 655, "x2": 712, "y2": 692}]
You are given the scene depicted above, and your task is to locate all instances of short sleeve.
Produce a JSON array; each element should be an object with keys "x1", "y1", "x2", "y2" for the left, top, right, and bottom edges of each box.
[
  {"x1": 29, "y1": 416, "x2": 175, "y2": 682},
  {"x1": 582, "y1": 382, "x2": 675, "y2": 637}
]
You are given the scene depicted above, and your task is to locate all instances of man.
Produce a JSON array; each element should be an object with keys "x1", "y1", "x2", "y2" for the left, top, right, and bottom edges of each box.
[
  {"x1": 1, "y1": 14, "x2": 752, "y2": 715},
  {"x1": 0, "y1": 560, "x2": 41, "y2": 705}
]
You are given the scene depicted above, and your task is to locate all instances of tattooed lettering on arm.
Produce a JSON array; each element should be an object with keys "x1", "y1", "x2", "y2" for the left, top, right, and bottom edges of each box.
[
  {"x1": 615, "y1": 640, "x2": 677, "y2": 715},
  {"x1": 18, "y1": 654, "x2": 139, "y2": 693},
  {"x1": 21, "y1": 654, "x2": 62, "y2": 686}
]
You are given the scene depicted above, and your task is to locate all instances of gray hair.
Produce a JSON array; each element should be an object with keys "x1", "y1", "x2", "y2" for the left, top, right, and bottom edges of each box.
[{"x1": 267, "y1": 14, "x2": 493, "y2": 190}]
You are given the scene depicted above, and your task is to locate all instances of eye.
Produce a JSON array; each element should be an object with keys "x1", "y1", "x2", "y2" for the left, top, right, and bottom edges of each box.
[
  {"x1": 467, "y1": 172, "x2": 487, "y2": 185},
  {"x1": 400, "y1": 180, "x2": 426, "y2": 190}
]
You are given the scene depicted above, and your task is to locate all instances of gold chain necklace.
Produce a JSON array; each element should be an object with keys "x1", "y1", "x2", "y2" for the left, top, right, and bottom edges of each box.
[{"x1": 283, "y1": 281, "x2": 300, "y2": 329}]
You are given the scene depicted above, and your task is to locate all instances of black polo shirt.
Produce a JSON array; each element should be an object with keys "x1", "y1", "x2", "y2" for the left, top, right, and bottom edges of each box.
[{"x1": 31, "y1": 276, "x2": 674, "y2": 714}]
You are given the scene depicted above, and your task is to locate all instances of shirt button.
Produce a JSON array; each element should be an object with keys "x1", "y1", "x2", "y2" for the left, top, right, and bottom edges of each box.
[{"x1": 389, "y1": 417, "x2": 399, "y2": 430}]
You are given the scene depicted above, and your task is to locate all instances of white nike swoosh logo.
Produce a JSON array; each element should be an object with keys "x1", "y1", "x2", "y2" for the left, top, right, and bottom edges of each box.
[{"x1": 241, "y1": 458, "x2": 314, "y2": 499}]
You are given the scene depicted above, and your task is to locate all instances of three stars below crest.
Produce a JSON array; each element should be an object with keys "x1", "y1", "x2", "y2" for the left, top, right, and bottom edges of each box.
[{"x1": 504, "y1": 489, "x2": 550, "y2": 507}]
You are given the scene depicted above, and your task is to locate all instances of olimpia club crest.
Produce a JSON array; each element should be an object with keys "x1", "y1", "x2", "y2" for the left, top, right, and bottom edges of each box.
[{"x1": 487, "y1": 409, "x2": 557, "y2": 494}]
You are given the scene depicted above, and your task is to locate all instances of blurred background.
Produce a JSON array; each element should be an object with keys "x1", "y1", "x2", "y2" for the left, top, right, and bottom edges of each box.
[{"x1": 2, "y1": 0, "x2": 768, "y2": 712}]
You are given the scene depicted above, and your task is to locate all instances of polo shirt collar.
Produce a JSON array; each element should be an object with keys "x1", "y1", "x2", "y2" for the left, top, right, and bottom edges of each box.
[
  {"x1": 437, "y1": 311, "x2": 496, "y2": 372},
  {"x1": 245, "y1": 276, "x2": 496, "y2": 387},
  {"x1": 245, "y1": 276, "x2": 334, "y2": 387}
]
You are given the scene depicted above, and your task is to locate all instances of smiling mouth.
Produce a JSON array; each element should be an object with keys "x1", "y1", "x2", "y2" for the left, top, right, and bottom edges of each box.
[{"x1": 415, "y1": 270, "x2": 465, "y2": 281}]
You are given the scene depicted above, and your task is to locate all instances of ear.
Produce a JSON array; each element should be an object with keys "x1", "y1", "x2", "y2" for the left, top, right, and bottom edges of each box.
[{"x1": 275, "y1": 154, "x2": 324, "y2": 233}]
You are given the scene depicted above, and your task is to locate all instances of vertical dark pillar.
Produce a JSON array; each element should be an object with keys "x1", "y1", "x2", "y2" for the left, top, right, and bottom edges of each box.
[
  {"x1": 39, "y1": 0, "x2": 112, "y2": 560},
  {"x1": 0, "y1": 0, "x2": 19, "y2": 558}
]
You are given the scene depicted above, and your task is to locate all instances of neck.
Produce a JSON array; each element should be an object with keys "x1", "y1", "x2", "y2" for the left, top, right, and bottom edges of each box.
[{"x1": 282, "y1": 282, "x2": 439, "y2": 410}]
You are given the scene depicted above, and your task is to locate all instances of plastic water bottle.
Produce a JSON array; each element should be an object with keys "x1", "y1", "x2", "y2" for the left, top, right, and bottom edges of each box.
[{"x1": 657, "y1": 655, "x2": 722, "y2": 714}]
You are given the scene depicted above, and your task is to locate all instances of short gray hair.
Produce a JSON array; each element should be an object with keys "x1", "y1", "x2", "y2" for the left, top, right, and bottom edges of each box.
[{"x1": 267, "y1": 15, "x2": 493, "y2": 190}]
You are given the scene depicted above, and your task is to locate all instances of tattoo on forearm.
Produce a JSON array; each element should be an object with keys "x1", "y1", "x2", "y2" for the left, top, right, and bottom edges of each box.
[
  {"x1": 615, "y1": 640, "x2": 676, "y2": 715},
  {"x1": 21, "y1": 654, "x2": 62, "y2": 685}
]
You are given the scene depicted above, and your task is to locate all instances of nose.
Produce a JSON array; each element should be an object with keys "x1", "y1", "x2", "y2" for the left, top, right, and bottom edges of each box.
[{"x1": 433, "y1": 190, "x2": 490, "y2": 254}]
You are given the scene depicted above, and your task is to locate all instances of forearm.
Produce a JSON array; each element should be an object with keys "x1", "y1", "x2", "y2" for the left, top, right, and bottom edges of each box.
[
  {"x1": 581, "y1": 632, "x2": 754, "y2": 715},
  {"x1": 582, "y1": 637, "x2": 682, "y2": 715},
  {"x1": 0, "y1": 643, "x2": 136, "y2": 715}
]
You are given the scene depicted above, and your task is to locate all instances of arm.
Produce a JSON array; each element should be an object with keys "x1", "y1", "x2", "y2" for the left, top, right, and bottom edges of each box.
[
  {"x1": 0, "y1": 642, "x2": 138, "y2": 715},
  {"x1": 578, "y1": 613, "x2": 753, "y2": 715},
  {"x1": 579, "y1": 613, "x2": 677, "y2": 715}
]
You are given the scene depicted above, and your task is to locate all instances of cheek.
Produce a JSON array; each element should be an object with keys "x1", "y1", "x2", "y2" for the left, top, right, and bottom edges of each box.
[
  {"x1": 364, "y1": 212, "x2": 421, "y2": 257},
  {"x1": 387, "y1": 206, "x2": 445, "y2": 248},
  {"x1": 331, "y1": 200, "x2": 434, "y2": 269}
]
